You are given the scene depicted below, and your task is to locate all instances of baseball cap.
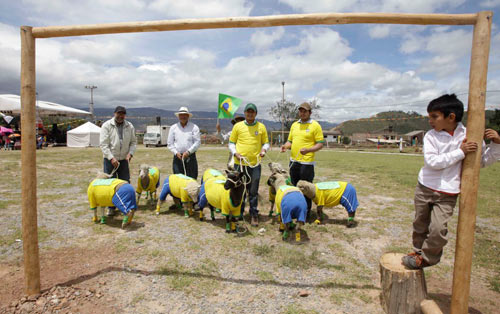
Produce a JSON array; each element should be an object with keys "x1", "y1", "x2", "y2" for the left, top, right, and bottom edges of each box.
[
  {"x1": 298, "y1": 102, "x2": 312, "y2": 111},
  {"x1": 244, "y1": 103, "x2": 257, "y2": 113},
  {"x1": 114, "y1": 106, "x2": 127, "y2": 114}
]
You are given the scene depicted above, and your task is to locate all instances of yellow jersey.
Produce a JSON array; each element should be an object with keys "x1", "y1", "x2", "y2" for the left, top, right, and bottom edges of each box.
[
  {"x1": 313, "y1": 181, "x2": 348, "y2": 207},
  {"x1": 288, "y1": 119, "x2": 324, "y2": 163},
  {"x1": 204, "y1": 178, "x2": 242, "y2": 216},
  {"x1": 170, "y1": 174, "x2": 197, "y2": 203},
  {"x1": 202, "y1": 168, "x2": 226, "y2": 183},
  {"x1": 275, "y1": 185, "x2": 301, "y2": 214},
  {"x1": 229, "y1": 121, "x2": 269, "y2": 166},
  {"x1": 88, "y1": 178, "x2": 127, "y2": 209},
  {"x1": 136, "y1": 166, "x2": 160, "y2": 194}
]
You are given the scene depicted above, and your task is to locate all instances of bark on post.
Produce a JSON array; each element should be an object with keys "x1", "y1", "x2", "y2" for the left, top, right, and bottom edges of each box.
[
  {"x1": 380, "y1": 253, "x2": 427, "y2": 314},
  {"x1": 20, "y1": 25, "x2": 40, "y2": 296},
  {"x1": 450, "y1": 11, "x2": 492, "y2": 314}
]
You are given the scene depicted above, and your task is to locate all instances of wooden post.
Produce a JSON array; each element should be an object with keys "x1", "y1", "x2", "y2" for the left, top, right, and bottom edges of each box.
[
  {"x1": 450, "y1": 11, "x2": 492, "y2": 314},
  {"x1": 20, "y1": 25, "x2": 40, "y2": 296},
  {"x1": 380, "y1": 253, "x2": 427, "y2": 314}
]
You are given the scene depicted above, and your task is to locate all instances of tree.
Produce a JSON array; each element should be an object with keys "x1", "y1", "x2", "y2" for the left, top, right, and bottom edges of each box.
[
  {"x1": 268, "y1": 99, "x2": 321, "y2": 130},
  {"x1": 486, "y1": 109, "x2": 500, "y2": 131},
  {"x1": 342, "y1": 136, "x2": 351, "y2": 145}
]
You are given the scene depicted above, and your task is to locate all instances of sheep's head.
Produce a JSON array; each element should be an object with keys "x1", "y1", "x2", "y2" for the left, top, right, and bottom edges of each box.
[
  {"x1": 268, "y1": 162, "x2": 287, "y2": 175},
  {"x1": 139, "y1": 164, "x2": 150, "y2": 178},
  {"x1": 185, "y1": 181, "x2": 201, "y2": 202},
  {"x1": 95, "y1": 171, "x2": 111, "y2": 179},
  {"x1": 224, "y1": 170, "x2": 244, "y2": 190},
  {"x1": 297, "y1": 180, "x2": 316, "y2": 199}
]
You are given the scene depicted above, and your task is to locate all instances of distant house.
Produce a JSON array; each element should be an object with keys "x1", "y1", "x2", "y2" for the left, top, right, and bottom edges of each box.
[
  {"x1": 324, "y1": 129, "x2": 342, "y2": 144},
  {"x1": 352, "y1": 126, "x2": 400, "y2": 143},
  {"x1": 404, "y1": 130, "x2": 425, "y2": 146}
]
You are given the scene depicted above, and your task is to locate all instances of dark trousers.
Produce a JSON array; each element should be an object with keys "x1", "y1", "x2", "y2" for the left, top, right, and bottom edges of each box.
[
  {"x1": 103, "y1": 158, "x2": 130, "y2": 183},
  {"x1": 289, "y1": 161, "x2": 314, "y2": 211},
  {"x1": 173, "y1": 153, "x2": 198, "y2": 180},
  {"x1": 235, "y1": 164, "x2": 261, "y2": 217}
]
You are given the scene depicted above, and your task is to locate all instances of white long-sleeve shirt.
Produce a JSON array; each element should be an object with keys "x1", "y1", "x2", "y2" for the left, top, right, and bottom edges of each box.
[
  {"x1": 167, "y1": 121, "x2": 201, "y2": 155},
  {"x1": 418, "y1": 122, "x2": 500, "y2": 194}
]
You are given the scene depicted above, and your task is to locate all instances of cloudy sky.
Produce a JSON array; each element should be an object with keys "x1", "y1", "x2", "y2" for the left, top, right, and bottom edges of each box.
[{"x1": 1, "y1": 0, "x2": 500, "y2": 122}]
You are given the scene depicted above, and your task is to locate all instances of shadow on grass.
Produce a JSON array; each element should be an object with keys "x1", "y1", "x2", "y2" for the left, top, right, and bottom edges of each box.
[
  {"x1": 96, "y1": 216, "x2": 145, "y2": 232},
  {"x1": 52, "y1": 265, "x2": 380, "y2": 291},
  {"x1": 426, "y1": 293, "x2": 482, "y2": 314}
]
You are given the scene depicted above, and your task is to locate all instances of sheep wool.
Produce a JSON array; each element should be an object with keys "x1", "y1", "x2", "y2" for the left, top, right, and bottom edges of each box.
[{"x1": 136, "y1": 166, "x2": 160, "y2": 194}]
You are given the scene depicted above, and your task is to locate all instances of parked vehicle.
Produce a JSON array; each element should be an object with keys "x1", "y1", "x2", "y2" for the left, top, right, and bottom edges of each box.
[{"x1": 143, "y1": 125, "x2": 169, "y2": 147}]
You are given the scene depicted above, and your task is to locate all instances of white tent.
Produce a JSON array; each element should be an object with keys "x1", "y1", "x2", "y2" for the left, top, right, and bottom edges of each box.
[
  {"x1": 67, "y1": 122, "x2": 101, "y2": 147},
  {"x1": 0, "y1": 94, "x2": 91, "y2": 116}
]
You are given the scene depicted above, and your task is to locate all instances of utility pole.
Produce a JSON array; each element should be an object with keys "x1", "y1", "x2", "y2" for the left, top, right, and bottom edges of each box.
[
  {"x1": 281, "y1": 81, "x2": 285, "y2": 144},
  {"x1": 85, "y1": 85, "x2": 97, "y2": 120}
]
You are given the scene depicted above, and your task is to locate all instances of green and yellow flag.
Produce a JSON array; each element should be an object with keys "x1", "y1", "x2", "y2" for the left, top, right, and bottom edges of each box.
[{"x1": 218, "y1": 93, "x2": 242, "y2": 119}]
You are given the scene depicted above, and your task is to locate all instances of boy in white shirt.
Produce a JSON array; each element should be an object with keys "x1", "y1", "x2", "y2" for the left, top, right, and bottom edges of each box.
[{"x1": 403, "y1": 94, "x2": 500, "y2": 269}]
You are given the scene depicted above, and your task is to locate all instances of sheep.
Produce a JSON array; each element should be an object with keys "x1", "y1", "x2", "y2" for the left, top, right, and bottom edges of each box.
[
  {"x1": 297, "y1": 180, "x2": 359, "y2": 228},
  {"x1": 266, "y1": 162, "x2": 307, "y2": 242},
  {"x1": 87, "y1": 172, "x2": 137, "y2": 228},
  {"x1": 156, "y1": 174, "x2": 200, "y2": 217},
  {"x1": 196, "y1": 168, "x2": 227, "y2": 220},
  {"x1": 136, "y1": 164, "x2": 160, "y2": 205}
]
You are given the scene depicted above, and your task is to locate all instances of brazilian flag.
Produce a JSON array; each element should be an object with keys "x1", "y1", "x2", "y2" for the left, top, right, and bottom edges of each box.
[{"x1": 218, "y1": 93, "x2": 242, "y2": 119}]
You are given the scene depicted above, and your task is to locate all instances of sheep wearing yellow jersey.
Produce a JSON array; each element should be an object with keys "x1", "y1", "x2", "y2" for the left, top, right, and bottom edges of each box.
[
  {"x1": 136, "y1": 164, "x2": 160, "y2": 205},
  {"x1": 156, "y1": 174, "x2": 200, "y2": 217},
  {"x1": 297, "y1": 180, "x2": 359, "y2": 228}
]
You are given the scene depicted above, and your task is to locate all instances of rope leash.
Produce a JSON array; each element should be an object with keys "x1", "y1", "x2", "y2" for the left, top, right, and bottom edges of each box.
[{"x1": 106, "y1": 161, "x2": 120, "y2": 178}]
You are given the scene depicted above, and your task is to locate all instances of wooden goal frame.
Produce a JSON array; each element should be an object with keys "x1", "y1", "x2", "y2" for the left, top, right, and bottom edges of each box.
[{"x1": 20, "y1": 11, "x2": 492, "y2": 313}]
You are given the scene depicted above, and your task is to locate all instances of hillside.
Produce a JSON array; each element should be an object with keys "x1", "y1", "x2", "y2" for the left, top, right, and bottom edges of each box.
[
  {"x1": 88, "y1": 107, "x2": 338, "y2": 133},
  {"x1": 336, "y1": 110, "x2": 498, "y2": 136}
]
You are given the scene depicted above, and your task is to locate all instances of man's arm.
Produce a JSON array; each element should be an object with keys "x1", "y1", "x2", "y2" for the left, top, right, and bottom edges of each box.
[
  {"x1": 188, "y1": 125, "x2": 201, "y2": 154},
  {"x1": 127, "y1": 124, "x2": 137, "y2": 160},
  {"x1": 481, "y1": 129, "x2": 500, "y2": 167},
  {"x1": 167, "y1": 125, "x2": 178, "y2": 155},
  {"x1": 99, "y1": 123, "x2": 114, "y2": 160}
]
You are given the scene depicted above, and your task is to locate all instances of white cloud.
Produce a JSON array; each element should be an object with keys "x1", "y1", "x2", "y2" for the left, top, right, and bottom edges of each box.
[
  {"x1": 250, "y1": 27, "x2": 285, "y2": 51},
  {"x1": 369, "y1": 25, "x2": 391, "y2": 39},
  {"x1": 481, "y1": 0, "x2": 500, "y2": 8},
  {"x1": 149, "y1": 0, "x2": 253, "y2": 18},
  {"x1": 279, "y1": 0, "x2": 466, "y2": 13}
]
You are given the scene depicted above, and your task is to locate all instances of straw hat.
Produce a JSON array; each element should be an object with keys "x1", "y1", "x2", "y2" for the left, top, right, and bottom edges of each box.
[{"x1": 175, "y1": 106, "x2": 193, "y2": 117}]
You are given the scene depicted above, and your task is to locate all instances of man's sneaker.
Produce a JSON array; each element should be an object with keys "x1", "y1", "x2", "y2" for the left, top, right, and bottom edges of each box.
[
  {"x1": 407, "y1": 251, "x2": 421, "y2": 257},
  {"x1": 402, "y1": 254, "x2": 429, "y2": 270},
  {"x1": 251, "y1": 215, "x2": 259, "y2": 227},
  {"x1": 107, "y1": 208, "x2": 115, "y2": 217}
]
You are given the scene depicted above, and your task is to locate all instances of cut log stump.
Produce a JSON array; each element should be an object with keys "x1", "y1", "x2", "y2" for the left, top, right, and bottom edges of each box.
[{"x1": 380, "y1": 253, "x2": 428, "y2": 314}]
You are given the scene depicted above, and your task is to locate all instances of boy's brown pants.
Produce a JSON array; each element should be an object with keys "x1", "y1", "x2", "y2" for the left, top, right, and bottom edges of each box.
[{"x1": 412, "y1": 182, "x2": 458, "y2": 266}]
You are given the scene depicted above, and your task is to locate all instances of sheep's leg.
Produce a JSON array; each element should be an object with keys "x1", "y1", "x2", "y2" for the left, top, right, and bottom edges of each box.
[
  {"x1": 278, "y1": 215, "x2": 285, "y2": 233},
  {"x1": 209, "y1": 205, "x2": 215, "y2": 221},
  {"x1": 155, "y1": 199, "x2": 163, "y2": 215},
  {"x1": 92, "y1": 208, "x2": 98, "y2": 223},
  {"x1": 231, "y1": 215, "x2": 237, "y2": 233},
  {"x1": 282, "y1": 223, "x2": 290, "y2": 241},
  {"x1": 314, "y1": 206, "x2": 324, "y2": 225},
  {"x1": 225, "y1": 215, "x2": 231, "y2": 233},
  {"x1": 199, "y1": 206, "x2": 204, "y2": 221},
  {"x1": 97, "y1": 207, "x2": 106, "y2": 224},
  {"x1": 268, "y1": 201, "x2": 275, "y2": 218},
  {"x1": 295, "y1": 222, "x2": 304, "y2": 242},
  {"x1": 136, "y1": 192, "x2": 141, "y2": 205},
  {"x1": 347, "y1": 211, "x2": 356, "y2": 228}
]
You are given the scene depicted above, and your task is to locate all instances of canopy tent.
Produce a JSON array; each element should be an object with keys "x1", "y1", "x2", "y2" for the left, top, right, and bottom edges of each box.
[
  {"x1": 67, "y1": 121, "x2": 101, "y2": 147},
  {"x1": 0, "y1": 94, "x2": 91, "y2": 116}
]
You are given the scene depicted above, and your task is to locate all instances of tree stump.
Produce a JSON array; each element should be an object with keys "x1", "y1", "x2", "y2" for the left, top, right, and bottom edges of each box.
[{"x1": 380, "y1": 253, "x2": 428, "y2": 314}]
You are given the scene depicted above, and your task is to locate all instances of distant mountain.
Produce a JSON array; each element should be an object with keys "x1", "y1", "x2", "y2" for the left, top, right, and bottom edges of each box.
[
  {"x1": 336, "y1": 110, "x2": 498, "y2": 136},
  {"x1": 86, "y1": 107, "x2": 338, "y2": 133}
]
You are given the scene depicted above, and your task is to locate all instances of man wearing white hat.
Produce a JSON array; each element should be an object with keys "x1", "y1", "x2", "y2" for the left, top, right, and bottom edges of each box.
[{"x1": 167, "y1": 106, "x2": 201, "y2": 180}]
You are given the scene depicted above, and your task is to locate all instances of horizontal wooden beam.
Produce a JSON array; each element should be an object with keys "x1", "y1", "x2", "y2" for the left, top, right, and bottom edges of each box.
[{"x1": 31, "y1": 12, "x2": 480, "y2": 38}]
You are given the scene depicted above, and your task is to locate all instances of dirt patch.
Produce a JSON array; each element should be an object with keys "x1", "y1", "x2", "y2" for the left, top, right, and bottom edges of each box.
[{"x1": 0, "y1": 245, "x2": 125, "y2": 313}]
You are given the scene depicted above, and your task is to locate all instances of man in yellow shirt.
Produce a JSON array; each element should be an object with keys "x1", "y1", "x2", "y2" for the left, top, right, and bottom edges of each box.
[
  {"x1": 229, "y1": 103, "x2": 269, "y2": 226},
  {"x1": 281, "y1": 102, "x2": 324, "y2": 217}
]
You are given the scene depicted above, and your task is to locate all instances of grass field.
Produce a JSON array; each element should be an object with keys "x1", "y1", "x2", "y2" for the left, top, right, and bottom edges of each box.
[{"x1": 0, "y1": 146, "x2": 499, "y2": 313}]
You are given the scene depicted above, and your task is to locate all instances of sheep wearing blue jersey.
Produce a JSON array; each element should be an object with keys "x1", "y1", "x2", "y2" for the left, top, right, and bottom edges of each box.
[{"x1": 267, "y1": 162, "x2": 307, "y2": 242}]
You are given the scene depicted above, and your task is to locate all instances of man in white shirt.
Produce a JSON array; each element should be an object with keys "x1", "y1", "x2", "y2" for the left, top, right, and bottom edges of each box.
[{"x1": 167, "y1": 106, "x2": 201, "y2": 180}]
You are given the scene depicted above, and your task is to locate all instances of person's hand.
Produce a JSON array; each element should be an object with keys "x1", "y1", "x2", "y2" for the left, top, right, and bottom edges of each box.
[
  {"x1": 216, "y1": 123, "x2": 221, "y2": 133},
  {"x1": 460, "y1": 138, "x2": 478, "y2": 154},
  {"x1": 126, "y1": 153, "x2": 133, "y2": 163},
  {"x1": 299, "y1": 148, "x2": 310, "y2": 155},
  {"x1": 182, "y1": 151, "x2": 190, "y2": 160},
  {"x1": 485, "y1": 129, "x2": 500, "y2": 144},
  {"x1": 280, "y1": 145, "x2": 287, "y2": 153},
  {"x1": 234, "y1": 153, "x2": 243, "y2": 160},
  {"x1": 110, "y1": 157, "x2": 119, "y2": 168},
  {"x1": 176, "y1": 152, "x2": 182, "y2": 160},
  {"x1": 259, "y1": 150, "x2": 266, "y2": 157}
]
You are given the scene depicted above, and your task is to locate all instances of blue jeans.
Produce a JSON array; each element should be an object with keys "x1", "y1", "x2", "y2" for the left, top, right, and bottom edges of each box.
[
  {"x1": 103, "y1": 158, "x2": 130, "y2": 183},
  {"x1": 235, "y1": 164, "x2": 261, "y2": 217}
]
